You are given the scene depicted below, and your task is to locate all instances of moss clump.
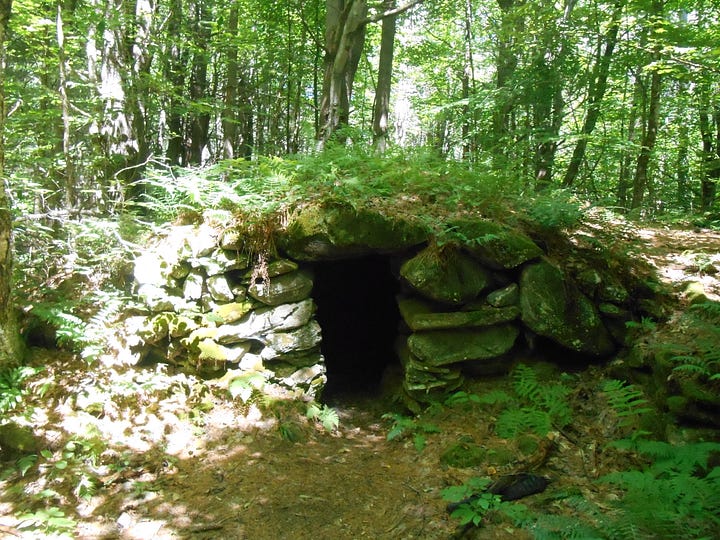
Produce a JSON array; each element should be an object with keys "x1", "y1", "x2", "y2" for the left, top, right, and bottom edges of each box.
[{"x1": 441, "y1": 437, "x2": 487, "y2": 468}]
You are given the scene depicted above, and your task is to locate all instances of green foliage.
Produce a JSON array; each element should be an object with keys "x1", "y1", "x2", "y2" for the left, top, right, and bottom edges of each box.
[
  {"x1": 599, "y1": 440, "x2": 720, "y2": 538},
  {"x1": 306, "y1": 403, "x2": 340, "y2": 432},
  {"x1": 668, "y1": 302, "x2": 720, "y2": 381},
  {"x1": 521, "y1": 190, "x2": 584, "y2": 231},
  {"x1": 383, "y1": 412, "x2": 441, "y2": 452},
  {"x1": 0, "y1": 365, "x2": 42, "y2": 415},
  {"x1": 227, "y1": 372, "x2": 267, "y2": 403},
  {"x1": 442, "y1": 477, "x2": 502, "y2": 527},
  {"x1": 601, "y1": 379, "x2": 653, "y2": 430},
  {"x1": 495, "y1": 364, "x2": 572, "y2": 438},
  {"x1": 38, "y1": 437, "x2": 104, "y2": 501},
  {"x1": 625, "y1": 316, "x2": 657, "y2": 333},
  {"x1": 17, "y1": 505, "x2": 77, "y2": 538}
]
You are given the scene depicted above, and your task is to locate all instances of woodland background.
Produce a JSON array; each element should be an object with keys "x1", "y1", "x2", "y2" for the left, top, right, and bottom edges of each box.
[{"x1": 0, "y1": 0, "x2": 717, "y2": 363}]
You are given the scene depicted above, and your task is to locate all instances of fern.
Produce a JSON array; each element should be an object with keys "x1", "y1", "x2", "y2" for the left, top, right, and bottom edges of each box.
[
  {"x1": 512, "y1": 363, "x2": 542, "y2": 402},
  {"x1": 599, "y1": 441, "x2": 720, "y2": 538},
  {"x1": 496, "y1": 364, "x2": 572, "y2": 436},
  {"x1": 306, "y1": 403, "x2": 340, "y2": 432},
  {"x1": 601, "y1": 379, "x2": 652, "y2": 428},
  {"x1": 496, "y1": 407, "x2": 553, "y2": 438},
  {"x1": 0, "y1": 366, "x2": 42, "y2": 415}
]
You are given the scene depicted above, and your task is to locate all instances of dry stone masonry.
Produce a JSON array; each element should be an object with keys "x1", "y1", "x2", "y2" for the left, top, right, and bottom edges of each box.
[{"x1": 124, "y1": 203, "x2": 653, "y2": 407}]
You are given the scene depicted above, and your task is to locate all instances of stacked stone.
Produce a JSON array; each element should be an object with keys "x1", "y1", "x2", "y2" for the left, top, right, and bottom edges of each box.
[
  {"x1": 394, "y1": 217, "x2": 623, "y2": 409},
  {"x1": 396, "y1": 244, "x2": 525, "y2": 408},
  {"x1": 129, "y1": 223, "x2": 326, "y2": 400}
]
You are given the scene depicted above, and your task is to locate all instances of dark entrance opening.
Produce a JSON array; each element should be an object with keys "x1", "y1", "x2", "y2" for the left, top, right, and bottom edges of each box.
[{"x1": 311, "y1": 255, "x2": 401, "y2": 400}]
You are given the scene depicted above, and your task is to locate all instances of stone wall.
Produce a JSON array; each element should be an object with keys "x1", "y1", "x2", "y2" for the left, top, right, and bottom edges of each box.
[
  {"x1": 126, "y1": 223, "x2": 326, "y2": 401},
  {"x1": 123, "y1": 205, "x2": 651, "y2": 406}
]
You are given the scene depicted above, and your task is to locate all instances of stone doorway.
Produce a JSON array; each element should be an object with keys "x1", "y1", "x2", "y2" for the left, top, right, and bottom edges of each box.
[{"x1": 311, "y1": 255, "x2": 401, "y2": 399}]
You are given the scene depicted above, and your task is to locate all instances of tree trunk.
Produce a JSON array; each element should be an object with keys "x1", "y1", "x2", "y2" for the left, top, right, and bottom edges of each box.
[
  {"x1": 562, "y1": 0, "x2": 622, "y2": 187},
  {"x1": 372, "y1": 0, "x2": 396, "y2": 153},
  {"x1": 222, "y1": 1, "x2": 239, "y2": 160},
  {"x1": 492, "y1": 0, "x2": 523, "y2": 166},
  {"x1": 317, "y1": 0, "x2": 368, "y2": 147},
  {"x1": 630, "y1": 68, "x2": 661, "y2": 210},
  {"x1": 56, "y1": 1, "x2": 76, "y2": 210},
  {"x1": 0, "y1": 0, "x2": 23, "y2": 366},
  {"x1": 165, "y1": 0, "x2": 186, "y2": 166},
  {"x1": 188, "y1": 0, "x2": 211, "y2": 165},
  {"x1": 698, "y1": 86, "x2": 720, "y2": 211},
  {"x1": 630, "y1": 0, "x2": 664, "y2": 211},
  {"x1": 675, "y1": 81, "x2": 690, "y2": 210},
  {"x1": 532, "y1": 0, "x2": 575, "y2": 189}
]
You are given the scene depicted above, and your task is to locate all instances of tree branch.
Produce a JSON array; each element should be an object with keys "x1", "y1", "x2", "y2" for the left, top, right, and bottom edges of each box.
[{"x1": 365, "y1": 0, "x2": 423, "y2": 24}]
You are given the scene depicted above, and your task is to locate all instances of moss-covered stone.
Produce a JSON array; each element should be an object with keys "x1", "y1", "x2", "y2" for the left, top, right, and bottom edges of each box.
[
  {"x1": 212, "y1": 301, "x2": 255, "y2": 323},
  {"x1": 248, "y1": 270, "x2": 313, "y2": 306},
  {"x1": 0, "y1": 422, "x2": 40, "y2": 457},
  {"x1": 520, "y1": 259, "x2": 614, "y2": 357},
  {"x1": 408, "y1": 325, "x2": 519, "y2": 366},
  {"x1": 397, "y1": 296, "x2": 519, "y2": 331},
  {"x1": 401, "y1": 246, "x2": 491, "y2": 305},
  {"x1": 448, "y1": 218, "x2": 543, "y2": 269},
  {"x1": 281, "y1": 202, "x2": 429, "y2": 259}
]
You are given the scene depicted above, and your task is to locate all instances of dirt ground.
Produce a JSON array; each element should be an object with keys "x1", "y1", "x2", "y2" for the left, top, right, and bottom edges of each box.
[{"x1": 1, "y1": 222, "x2": 720, "y2": 539}]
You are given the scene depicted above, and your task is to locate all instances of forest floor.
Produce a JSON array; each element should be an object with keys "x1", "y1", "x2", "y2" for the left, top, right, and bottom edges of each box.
[{"x1": 1, "y1": 222, "x2": 720, "y2": 540}]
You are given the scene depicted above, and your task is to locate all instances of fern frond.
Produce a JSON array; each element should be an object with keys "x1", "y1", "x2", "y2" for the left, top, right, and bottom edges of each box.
[
  {"x1": 496, "y1": 407, "x2": 553, "y2": 438},
  {"x1": 601, "y1": 379, "x2": 652, "y2": 427},
  {"x1": 512, "y1": 364, "x2": 542, "y2": 402}
]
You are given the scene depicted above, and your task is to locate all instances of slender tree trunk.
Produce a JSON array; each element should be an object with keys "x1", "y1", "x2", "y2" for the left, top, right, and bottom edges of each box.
[
  {"x1": 165, "y1": 0, "x2": 185, "y2": 166},
  {"x1": 317, "y1": 0, "x2": 368, "y2": 147},
  {"x1": 562, "y1": 0, "x2": 622, "y2": 187},
  {"x1": 56, "y1": 1, "x2": 76, "y2": 210},
  {"x1": 630, "y1": 69, "x2": 661, "y2": 210},
  {"x1": 461, "y1": 0, "x2": 476, "y2": 161},
  {"x1": 492, "y1": 0, "x2": 523, "y2": 167},
  {"x1": 616, "y1": 75, "x2": 641, "y2": 209},
  {"x1": 630, "y1": 0, "x2": 664, "y2": 211},
  {"x1": 698, "y1": 86, "x2": 720, "y2": 211},
  {"x1": 532, "y1": 0, "x2": 575, "y2": 188},
  {"x1": 675, "y1": 82, "x2": 690, "y2": 209},
  {"x1": 222, "y1": 1, "x2": 239, "y2": 160},
  {"x1": 188, "y1": 1, "x2": 211, "y2": 164},
  {"x1": 372, "y1": 0, "x2": 396, "y2": 153},
  {"x1": 238, "y1": 73, "x2": 254, "y2": 160},
  {"x1": 0, "y1": 0, "x2": 23, "y2": 365}
]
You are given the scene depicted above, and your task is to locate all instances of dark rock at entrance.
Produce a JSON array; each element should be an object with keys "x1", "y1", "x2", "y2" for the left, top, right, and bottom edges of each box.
[
  {"x1": 281, "y1": 202, "x2": 429, "y2": 260},
  {"x1": 400, "y1": 246, "x2": 492, "y2": 305},
  {"x1": 408, "y1": 325, "x2": 519, "y2": 366},
  {"x1": 520, "y1": 259, "x2": 614, "y2": 357}
]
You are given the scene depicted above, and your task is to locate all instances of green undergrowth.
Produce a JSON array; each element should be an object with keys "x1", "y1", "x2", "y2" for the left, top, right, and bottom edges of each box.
[
  {"x1": 131, "y1": 147, "x2": 585, "y2": 234},
  {"x1": 436, "y1": 364, "x2": 720, "y2": 538}
]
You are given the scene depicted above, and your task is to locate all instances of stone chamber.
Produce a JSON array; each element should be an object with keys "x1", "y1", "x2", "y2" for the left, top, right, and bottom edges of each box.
[{"x1": 125, "y1": 203, "x2": 660, "y2": 409}]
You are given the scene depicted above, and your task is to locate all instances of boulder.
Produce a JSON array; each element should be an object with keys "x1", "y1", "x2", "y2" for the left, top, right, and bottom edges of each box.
[
  {"x1": 248, "y1": 270, "x2": 313, "y2": 306},
  {"x1": 207, "y1": 274, "x2": 234, "y2": 302},
  {"x1": 520, "y1": 259, "x2": 614, "y2": 356},
  {"x1": 397, "y1": 296, "x2": 519, "y2": 331},
  {"x1": 216, "y1": 299, "x2": 316, "y2": 344},
  {"x1": 197, "y1": 339, "x2": 251, "y2": 363},
  {"x1": 408, "y1": 325, "x2": 519, "y2": 366},
  {"x1": 183, "y1": 270, "x2": 204, "y2": 301},
  {"x1": 448, "y1": 218, "x2": 543, "y2": 269},
  {"x1": 192, "y1": 249, "x2": 250, "y2": 276},
  {"x1": 486, "y1": 283, "x2": 520, "y2": 307},
  {"x1": 281, "y1": 202, "x2": 428, "y2": 259},
  {"x1": 262, "y1": 321, "x2": 322, "y2": 356},
  {"x1": 401, "y1": 247, "x2": 491, "y2": 305},
  {"x1": 212, "y1": 301, "x2": 255, "y2": 323}
]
